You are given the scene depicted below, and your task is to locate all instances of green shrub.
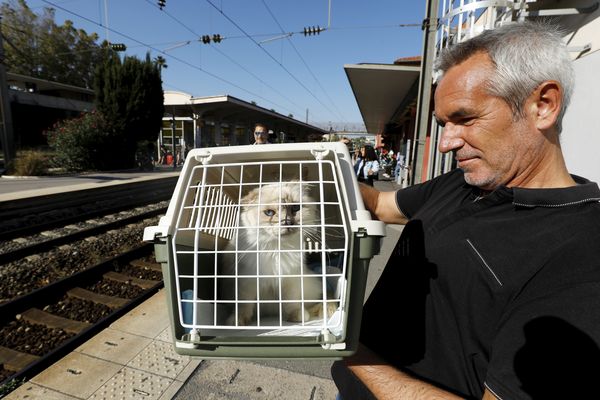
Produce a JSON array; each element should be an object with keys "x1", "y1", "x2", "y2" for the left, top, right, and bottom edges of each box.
[
  {"x1": 46, "y1": 111, "x2": 117, "y2": 171},
  {"x1": 12, "y1": 150, "x2": 49, "y2": 176}
]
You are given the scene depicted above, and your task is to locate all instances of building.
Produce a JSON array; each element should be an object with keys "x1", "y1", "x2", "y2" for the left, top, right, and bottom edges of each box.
[
  {"x1": 159, "y1": 91, "x2": 328, "y2": 161},
  {"x1": 0, "y1": 76, "x2": 327, "y2": 168},
  {"x1": 4, "y1": 72, "x2": 94, "y2": 149}
]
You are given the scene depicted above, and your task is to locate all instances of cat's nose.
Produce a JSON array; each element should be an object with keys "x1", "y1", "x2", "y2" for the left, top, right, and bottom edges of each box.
[{"x1": 281, "y1": 218, "x2": 294, "y2": 226}]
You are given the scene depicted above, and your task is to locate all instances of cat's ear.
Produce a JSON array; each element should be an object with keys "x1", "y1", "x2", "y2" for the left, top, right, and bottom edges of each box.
[{"x1": 241, "y1": 187, "x2": 260, "y2": 204}]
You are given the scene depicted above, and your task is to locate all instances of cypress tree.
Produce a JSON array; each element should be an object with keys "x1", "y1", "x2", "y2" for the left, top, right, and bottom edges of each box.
[{"x1": 93, "y1": 51, "x2": 164, "y2": 169}]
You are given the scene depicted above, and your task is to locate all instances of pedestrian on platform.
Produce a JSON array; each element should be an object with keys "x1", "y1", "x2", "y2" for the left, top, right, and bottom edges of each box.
[{"x1": 253, "y1": 123, "x2": 270, "y2": 145}]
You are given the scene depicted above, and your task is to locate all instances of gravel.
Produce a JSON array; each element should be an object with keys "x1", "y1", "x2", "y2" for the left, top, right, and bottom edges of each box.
[
  {"x1": 0, "y1": 217, "x2": 160, "y2": 302},
  {"x1": 43, "y1": 296, "x2": 113, "y2": 324},
  {"x1": 0, "y1": 320, "x2": 74, "y2": 357}
]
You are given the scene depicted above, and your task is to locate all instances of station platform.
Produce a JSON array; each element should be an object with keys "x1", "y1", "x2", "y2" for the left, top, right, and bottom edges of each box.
[
  {"x1": 1, "y1": 168, "x2": 403, "y2": 399},
  {"x1": 0, "y1": 166, "x2": 181, "y2": 202}
]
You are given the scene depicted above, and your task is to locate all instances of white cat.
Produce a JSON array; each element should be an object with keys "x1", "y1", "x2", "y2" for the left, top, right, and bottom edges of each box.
[{"x1": 221, "y1": 181, "x2": 337, "y2": 326}]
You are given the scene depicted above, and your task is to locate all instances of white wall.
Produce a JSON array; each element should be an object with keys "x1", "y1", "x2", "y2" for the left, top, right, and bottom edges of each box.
[{"x1": 561, "y1": 49, "x2": 600, "y2": 183}]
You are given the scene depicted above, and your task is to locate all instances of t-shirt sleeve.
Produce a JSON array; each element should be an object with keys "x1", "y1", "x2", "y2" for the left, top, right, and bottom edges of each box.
[
  {"x1": 396, "y1": 169, "x2": 465, "y2": 219},
  {"x1": 485, "y1": 281, "x2": 600, "y2": 400}
]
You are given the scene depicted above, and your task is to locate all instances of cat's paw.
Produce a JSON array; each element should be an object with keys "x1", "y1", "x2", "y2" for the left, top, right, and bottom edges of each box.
[
  {"x1": 226, "y1": 311, "x2": 254, "y2": 326},
  {"x1": 285, "y1": 307, "x2": 311, "y2": 323},
  {"x1": 308, "y1": 302, "x2": 339, "y2": 319}
]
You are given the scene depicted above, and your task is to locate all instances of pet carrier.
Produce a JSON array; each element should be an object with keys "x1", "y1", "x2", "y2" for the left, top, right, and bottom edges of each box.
[{"x1": 144, "y1": 142, "x2": 385, "y2": 358}]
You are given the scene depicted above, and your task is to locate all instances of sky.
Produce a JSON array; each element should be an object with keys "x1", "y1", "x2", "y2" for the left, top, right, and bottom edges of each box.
[{"x1": 24, "y1": 0, "x2": 426, "y2": 130}]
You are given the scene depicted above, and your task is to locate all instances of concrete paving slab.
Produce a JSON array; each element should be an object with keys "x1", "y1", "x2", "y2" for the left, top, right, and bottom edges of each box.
[
  {"x1": 88, "y1": 367, "x2": 173, "y2": 400},
  {"x1": 29, "y1": 352, "x2": 122, "y2": 398},
  {"x1": 3, "y1": 382, "x2": 80, "y2": 400},
  {"x1": 75, "y1": 328, "x2": 153, "y2": 365},
  {"x1": 110, "y1": 290, "x2": 170, "y2": 339},
  {"x1": 155, "y1": 326, "x2": 173, "y2": 344},
  {"x1": 126, "y1": 340, "x2": 191, "y2": 380}
]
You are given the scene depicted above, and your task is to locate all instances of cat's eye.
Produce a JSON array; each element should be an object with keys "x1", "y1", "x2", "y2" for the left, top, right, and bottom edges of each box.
[
  {"x1": 264, "y1": 209, "x2": 276, "y2": 217},
  {"x1": 291, "y1": 205, "x2": 301, "y2": 213}
]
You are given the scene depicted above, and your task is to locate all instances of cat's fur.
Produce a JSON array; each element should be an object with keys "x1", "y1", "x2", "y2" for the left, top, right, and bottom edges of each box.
[{"x1": 221, "y1": 181, "x2": 336, "y2": 326}]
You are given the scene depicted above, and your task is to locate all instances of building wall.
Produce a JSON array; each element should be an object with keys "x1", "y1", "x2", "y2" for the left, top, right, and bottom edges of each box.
[{"x1": 561, "y1": 48, "x2": 600, "y2": 183}]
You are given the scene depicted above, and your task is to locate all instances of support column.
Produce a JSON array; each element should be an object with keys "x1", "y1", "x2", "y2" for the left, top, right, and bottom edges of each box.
[
  {"x1": 411, "y1": 0, "x2": 439, "y2": 184},
  {"x1": 0, "y1": 17, "x2": 15, "y2": 168}
]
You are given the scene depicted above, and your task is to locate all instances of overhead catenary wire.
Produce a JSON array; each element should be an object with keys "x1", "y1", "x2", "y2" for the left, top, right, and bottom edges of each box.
[
  {"x1": 260, "y1": 0, "x2": 348, "y2": 125},
  {"x1": 39, "y1": 0, "x2": 299, "y2": 118},
  {"x1": 1, "y1": 22, "x2": 196, "y2": 56},
  {"x1": 144, "y1": 0, "x2": 310, "y2": 118},
  {"x1": 205, "y1": 0, "x2": 337, "y2": 124}
]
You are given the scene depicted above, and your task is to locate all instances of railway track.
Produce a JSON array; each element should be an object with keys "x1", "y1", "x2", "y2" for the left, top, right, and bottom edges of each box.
[
  {"x1": 0, "y1": 243, "x2": 164, "y2": 393},
  {"x1": 0, "y1": 203, "x2": 168, "y2": 265},
  {"x1": 0, "y1": 179, "x2": 179, "y2": 395}
]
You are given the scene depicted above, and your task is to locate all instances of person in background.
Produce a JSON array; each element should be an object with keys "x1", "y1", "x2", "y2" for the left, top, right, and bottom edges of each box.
[
  {"x1": 333, "y1": 21, "x2": 600, "y2": 399},
  {"x1": 354, "y1": 145, "x2": 379, "y2": 186},
  {"x1": 158, "y1": 145, "x2": 167, "y2": 165},
  {"x1": 352, "y1": 147, "x2": 362, "y2": 167},
  {"x1": 253, "y1": 123, "x2": 270, "y2": 144}
]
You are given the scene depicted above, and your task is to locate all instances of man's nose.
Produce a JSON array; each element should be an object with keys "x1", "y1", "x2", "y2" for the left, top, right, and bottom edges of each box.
[{"x1": 438, "y1": 123, "x2": 466, "y2": 153}]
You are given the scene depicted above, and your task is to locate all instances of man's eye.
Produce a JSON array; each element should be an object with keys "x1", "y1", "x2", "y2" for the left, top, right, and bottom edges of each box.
[{"x1": 264, "y1": 209, "x2": 275, "y2": 217}]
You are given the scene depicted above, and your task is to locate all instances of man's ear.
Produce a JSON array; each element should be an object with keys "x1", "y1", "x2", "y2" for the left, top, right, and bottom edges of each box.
[{"x1": 532, "y1": 81, "x2": 562, "y2": 131}]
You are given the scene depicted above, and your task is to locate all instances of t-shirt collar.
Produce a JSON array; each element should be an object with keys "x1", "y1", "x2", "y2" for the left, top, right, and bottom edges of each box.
[{"x1": 507, "y1": 175, "x2": 600, "y2": 208}]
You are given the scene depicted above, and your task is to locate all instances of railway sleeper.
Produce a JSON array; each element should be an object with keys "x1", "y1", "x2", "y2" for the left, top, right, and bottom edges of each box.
[
  {"x1": 20, "y1": 308, "x2": 92, "y2": 335},
  {"x1": 103, "y1": 271, "x2": 160, "y2": 290},
  {"x1": 67, "y1": 287, "x2": 128, "y2": 309},
  {"x1": 129, "y1": 259, "x2": 162, "y2": 273},
  {"x1": 0, "y1": 345, "x2": 40, "y2": 372}
]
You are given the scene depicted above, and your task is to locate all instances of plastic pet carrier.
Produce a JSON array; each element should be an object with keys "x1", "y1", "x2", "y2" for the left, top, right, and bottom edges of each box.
[{"x1": 144, "y1": 142, "x2": 385, "y2": 358}]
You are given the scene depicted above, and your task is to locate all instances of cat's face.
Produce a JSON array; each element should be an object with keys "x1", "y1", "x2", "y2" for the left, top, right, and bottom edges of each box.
[{"x1": 240, "y1": 182, "x2": 316, "y2": 241}]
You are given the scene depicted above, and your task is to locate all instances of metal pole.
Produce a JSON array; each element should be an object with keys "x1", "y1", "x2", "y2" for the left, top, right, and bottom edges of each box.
[
  {"x1": 103, "y1": 0, "x2": 110, "y2": 42},
  {"x1": 411, "y1": 0, "x2": 439, "y2": 184},
  {"x1": 171, "y1": 110, "x2": 176, "y2": 169},
  {"x1": 0, "y1": 16, "x2": 15, "y2": 169}
]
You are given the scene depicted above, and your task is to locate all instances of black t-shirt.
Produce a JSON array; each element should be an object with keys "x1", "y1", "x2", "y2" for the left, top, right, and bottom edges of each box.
[{"x1": 360, "y1": 169, "x2": 600, "y2": 399}]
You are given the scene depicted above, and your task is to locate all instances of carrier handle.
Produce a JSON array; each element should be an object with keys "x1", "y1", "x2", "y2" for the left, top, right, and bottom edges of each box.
[{"x1": 310, "y1": 147, "x2": 330, "y2": 160}]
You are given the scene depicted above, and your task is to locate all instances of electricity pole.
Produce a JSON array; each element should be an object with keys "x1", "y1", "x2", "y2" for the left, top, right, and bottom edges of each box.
[{"x1": 0, "y1": 16, "x2": 15, "y2": 169}]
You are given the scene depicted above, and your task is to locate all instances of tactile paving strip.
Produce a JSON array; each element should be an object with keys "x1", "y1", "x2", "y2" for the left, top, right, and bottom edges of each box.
[
  {"x1": 155, "y1": 327, "x2": 172, "y2": 343},
  {"x1": 88, "y1": 367, "x2": 172, "y2": 400},
  {"x1": 127, "y1": 340, "x2": 189, "y2": 379}
]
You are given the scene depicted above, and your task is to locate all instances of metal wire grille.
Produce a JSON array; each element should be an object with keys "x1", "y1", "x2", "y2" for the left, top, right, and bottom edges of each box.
[{"x1": 171, "y1": 159, "x2": 348, "y2": 336}]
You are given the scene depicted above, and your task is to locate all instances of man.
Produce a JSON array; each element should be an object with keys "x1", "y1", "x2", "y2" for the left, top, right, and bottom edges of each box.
[
  {"x1": 333, "y1": 21, "x2": 600, "y2": 399},
  {"x1": 253, "y1": 123, "x2": 270, "y2": 144}
]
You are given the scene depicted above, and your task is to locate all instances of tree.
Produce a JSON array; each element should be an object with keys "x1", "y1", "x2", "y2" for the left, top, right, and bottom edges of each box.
[
  {"x1": 0, "y1": 0, "x2": 104, "y2": 88},
  {"x1": 154, "y1": 55, "x2": 167, "y2": 70},
  {"x1": 94, "y1": 52, "x2": 164, "y2": 169}
]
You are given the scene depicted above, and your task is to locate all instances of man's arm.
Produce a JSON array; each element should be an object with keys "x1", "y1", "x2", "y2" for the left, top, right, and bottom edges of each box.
[
  {"x1": 359, "y1": 183, "x2": 408, "y2": 225},
  {"x1": 342, "y1": 345, "x2": 498, "y2": 399}
]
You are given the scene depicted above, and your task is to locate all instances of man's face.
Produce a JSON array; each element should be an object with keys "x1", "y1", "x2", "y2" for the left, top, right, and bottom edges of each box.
[
  {"x1": 434, "y1": 52, "x2": 540, "y2": 191},
  {"x1": 254, "y1": 126, "x2": 268, "y2": 143}
]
